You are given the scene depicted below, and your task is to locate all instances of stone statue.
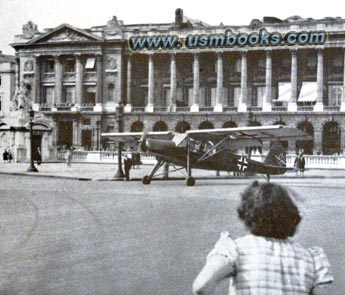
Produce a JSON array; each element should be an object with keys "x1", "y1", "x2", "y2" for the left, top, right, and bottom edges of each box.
[
  {"x1": 22, "y1": 21, "x2": 38, "y2": 39},
  {"x1": 104, "y1": 16, "x2": 122, "y2": 36},
  {"x1": 11, "y1": 82, "x2": 31, "y2": 111}
]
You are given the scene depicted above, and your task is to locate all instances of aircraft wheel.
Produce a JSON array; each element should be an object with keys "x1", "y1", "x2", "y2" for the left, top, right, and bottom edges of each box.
[
  {"x1": 186, "y1": 177, "x2": 195, "y2": 187},
  {"x1": 142, "y1": 175, "x2": 151, "y2": 185}
]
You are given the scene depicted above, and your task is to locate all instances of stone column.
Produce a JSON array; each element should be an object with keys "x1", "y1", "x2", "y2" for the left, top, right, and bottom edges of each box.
[
  {"x1": 288, "y1": 49, "x2": 298, "y2": 112},
  {"x1": 341, "y1": 49, "x2": 345, "y2": 112},
  {"x1": 263, "y1": 50, "x2": 272, "y2": 112},
  {"x1": 72, "y1": 118, "x2": 79, "y2": 147},
  {"x1": 238, "y1": 51, "x2": 247, "y2": 112},
  {"x1": 15, "y1": 56, "x2": 20, "y2": 88},
  {"x1": 32, "y1": 55, "x2": 41, "y2": 111},
  {"x1": 214, "y1": 51, "x2": 223, "y2": 112},
  {"x1": 124, "y1": 55, "x2": 132, "y2": 112},
  {"x1": 169, "y1": 53, "x2": 177, "y2": 112},
  {"x1": 146, "y1": 54, "x2": 154, "y2": 112},
  {"x1": 54, "y1": 55, "x2": 62, "y2": 107},
  {"x1": 74, "y1": 54, "x2": 83, "y2": 110},
  {"x1": 94, "y1": 54, "x2": 103, "y2": 111},
  {"x1": 314, "y1": 49, "x2": 324, "y2": 112},
  {"x1": 191, "y1": 52, "x2": 200, "y2": 112}
]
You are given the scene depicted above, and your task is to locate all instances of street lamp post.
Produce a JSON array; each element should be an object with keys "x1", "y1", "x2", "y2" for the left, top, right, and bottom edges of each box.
[
  {"x1": 27, "y1": 107, "x2": 38, "y2": 172},
  {"x1": 96, "y1": 120, "x2": 101, "y2": 150},
  {"x1": 114, "y1": 101, "x2": 125, "y2": 178}
]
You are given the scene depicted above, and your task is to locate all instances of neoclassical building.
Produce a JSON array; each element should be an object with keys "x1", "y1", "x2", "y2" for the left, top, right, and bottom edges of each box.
[{"x1": 8, "y1": 10, "x2": 345, "y2": 160}]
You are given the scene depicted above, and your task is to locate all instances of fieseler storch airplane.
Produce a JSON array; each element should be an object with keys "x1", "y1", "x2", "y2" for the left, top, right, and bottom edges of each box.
[{"x1": 102, "y1": 125, "x2": 311, "y2": 186}]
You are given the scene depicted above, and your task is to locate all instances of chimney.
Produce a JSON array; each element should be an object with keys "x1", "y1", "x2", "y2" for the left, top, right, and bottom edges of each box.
[{"x1": 175, "y1": 8, "x2": 183, "y2": 28}]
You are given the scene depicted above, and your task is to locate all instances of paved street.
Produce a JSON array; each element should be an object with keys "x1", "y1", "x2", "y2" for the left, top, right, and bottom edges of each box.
[
  {"x1": 0, "y1": 173, "x2": 344, "y2": 295},
  {"x1": 2, "y1": 162, "x2": 345, "y2": 181}
]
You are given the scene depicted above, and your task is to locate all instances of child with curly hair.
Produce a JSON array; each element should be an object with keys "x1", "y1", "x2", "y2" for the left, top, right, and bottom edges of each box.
[{"x1": 193, "y1": 181, "x2": 333, "y2": 295}]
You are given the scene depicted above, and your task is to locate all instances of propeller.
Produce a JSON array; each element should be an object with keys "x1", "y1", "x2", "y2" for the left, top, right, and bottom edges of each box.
[{"x1": 139, "y1": 128, "x2": 149, "y2": 152}]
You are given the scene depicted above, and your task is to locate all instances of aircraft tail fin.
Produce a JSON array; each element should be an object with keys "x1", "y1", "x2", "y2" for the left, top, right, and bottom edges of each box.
[{"x1": 264, "y1": 141, "x2": 286, "y2": 167}]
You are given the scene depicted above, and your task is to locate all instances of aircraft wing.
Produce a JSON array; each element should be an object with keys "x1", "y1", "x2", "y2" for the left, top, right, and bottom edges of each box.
[
  {"x1": 186, "y1": 125, "x2": 312, "y2": 147},
  {"x1": 101, "y1": 131, "x2": 174, "y2": 145}
]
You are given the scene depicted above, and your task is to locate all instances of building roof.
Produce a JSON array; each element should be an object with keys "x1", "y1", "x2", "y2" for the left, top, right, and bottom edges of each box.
[{"x1": 0, "y1": 54, "x2": 15, "y2": 63}]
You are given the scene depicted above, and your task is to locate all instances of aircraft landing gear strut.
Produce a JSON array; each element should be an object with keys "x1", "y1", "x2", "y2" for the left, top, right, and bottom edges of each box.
[
  {"x1": 142, "y1": 159, "x2": 164, "y2": 185},
  {"x1": 185, "y1": 138, "x2": 196, "y2": 186}
]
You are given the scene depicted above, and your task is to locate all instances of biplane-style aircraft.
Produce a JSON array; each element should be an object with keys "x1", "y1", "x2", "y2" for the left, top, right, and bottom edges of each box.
[{"x1": 102, "y1": 125, "x2": 311, "y2": 186}]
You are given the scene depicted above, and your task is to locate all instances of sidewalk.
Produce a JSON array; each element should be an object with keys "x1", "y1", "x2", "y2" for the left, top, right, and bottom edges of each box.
[{"x1": 2, "y1": 162, "x2": 345, "y2": 181}]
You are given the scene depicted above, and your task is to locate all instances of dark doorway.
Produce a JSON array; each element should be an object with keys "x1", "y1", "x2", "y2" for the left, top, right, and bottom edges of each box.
[
  {"x1": 58, "y1": 121, "x2": 73, "y2": 148},
  {"x1": 222, "y1": 121, "x2": 237, "y2": 128},
  {"x1": 175, "y1": 121, "x2": 191, "y2": 133},
  {"x1": 322, "y1": 121, "x2": 341, "y2": 155},
  {"x1": 152, "y1": 121, "x2": 168, "y2": 131},
  {"x1": 81, "y1": 130, "x2": 92, "y2": 151},
  {"x1": 32, "y1": 134, "x2": 42, "y2": 162},
  {"x1": 296, "y1": 121, "x2": 314, "y2": 154},
  {"x1": 130, "y1": 121, "x2": 144, "y2": 132},
  {"x1": 199, "y1": 121, "x2": 214, "y2": 130}
]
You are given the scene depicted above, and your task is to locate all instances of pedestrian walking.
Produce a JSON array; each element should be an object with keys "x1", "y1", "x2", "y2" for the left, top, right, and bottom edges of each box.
[
  {"x1": 299, "y1": 152, "x2": 306, "y2": 176},
  {"x1": 36, "y1": 147, "x2": 41, "y2": 165},
  {"x1": 8, "y1": 150, "x2": 13, "y2": 163},
  {"x1": 193, "y1": 181, "x2": 333, "y2": 295},
  {"x1": 294, "y1": 152, "x2": 306, "y2": 176},
  {"x1": 2, "y1": 149, "x2": 8, "y2": 163},
  {"x1": 66, "y1": 148, "x2": 73, "y2": 167},
  {"x1": 123, "y1": 155, "x2": 132, "y2": 181}
]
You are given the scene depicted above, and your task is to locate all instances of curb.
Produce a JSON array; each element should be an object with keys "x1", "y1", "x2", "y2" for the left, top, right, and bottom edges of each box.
[{"x1": 2, "y1": 171, "x2": 345, "y2": 181}]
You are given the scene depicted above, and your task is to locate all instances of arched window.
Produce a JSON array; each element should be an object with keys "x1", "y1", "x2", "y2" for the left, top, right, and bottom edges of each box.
[
  {"x1": 222, "y1": 121, "x2": 237, "y2": 128},
  {"x1": 130, "y1": 121, "x2": 144, "y2": 132},
  {"x1": 322, "y1": 121, "x2": 341, "y2": 155},
  {"x1": 247, "y1": 120, "x2": 261, "y2": 127},
  {"x1": 153, "y1": 121, "x2": 168, "y2": 131},
  {"x1": 175, "y1": 121, "x2": 191, "y2": 133},
  {"x1": 296, "y1": 121, "x2": 314, "y2": 155},
  {"x1": 107, "y1": 83, "x2": 115, "y2": 102},
  {"x1": 198, "y1": 121, "x2": 214, "y2": 130}
]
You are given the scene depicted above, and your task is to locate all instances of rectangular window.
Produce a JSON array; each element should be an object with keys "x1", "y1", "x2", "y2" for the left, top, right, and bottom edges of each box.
[
  {"x1": 0, "y1": 75, "x2": 2, "y2": 86},
  {"x1": 85, "y1": 86, "x2": 96, "y2": 105},
  {"x1": 234, "y1": 59, "x2": 241, "y2": 73},
  {"x1": 0, "y1": 96, "x2": 2, "y2": 111},
  {"x1": 61, "y1": 86, "x2": 75, "y2": 104},
  {"x1": 258, "y1": 58, "x2": 266, "y2": 70},
  {"x1": 82, "y1": 118, "x2": 91, "y2": 125},
  {"x1": 187, "y1": 88, "x2": 193, "y2": 106},
  {"x1": 45, "y1": 60, "x2": 54, "y2": 73},
  {"x1": 107, "y1": 83, "x2": 115, "y2": 102},
  {"x1": 230, "y1": 87, "x2": 241, "y2": 107},
  {"x1": 85, "y1": 57, "x2": 96, "y2": 72},
  {"x1": 252, "y1": 86, "x2": 265, "y2": 107},
  {"x1": 43, "y1": 87, "x2": 55, "y2": 105},
  {"x1": 64, "y1": 59, "x2": 75, "y2": 73},
  {"x1": 327, "y1": 85, "x2": 342, "y2": 106},
  {"x1": 209, "y1": 87, "x2": 216, "y2": 107},
  {"x1": 163, "y1": 88, "x2": 170, "y2": 107}
]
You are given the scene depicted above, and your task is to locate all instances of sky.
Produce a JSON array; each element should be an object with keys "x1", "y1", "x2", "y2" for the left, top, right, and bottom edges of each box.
[{"x1": 1, "y1": 0, "x2": 345, "y2": 54}]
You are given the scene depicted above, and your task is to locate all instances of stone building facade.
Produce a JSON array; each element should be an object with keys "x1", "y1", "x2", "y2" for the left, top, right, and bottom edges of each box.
[{"x1": 9, "y1": 10, "x2": 345, "y2": 160}]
